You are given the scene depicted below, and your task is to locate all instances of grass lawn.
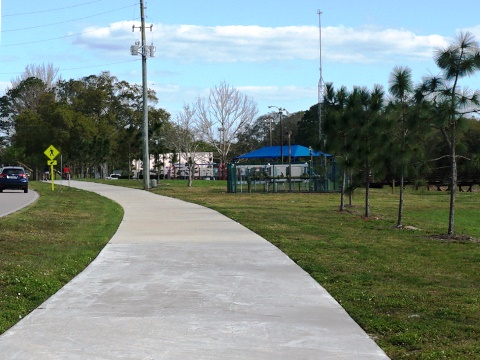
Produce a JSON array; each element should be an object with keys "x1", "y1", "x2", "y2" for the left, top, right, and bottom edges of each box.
[
  {"x1": 2, "y1": 178, "x2": 479, "y2": 359},
  {"x1": 0, "y1": 181, "x2": 123, "y2": 334}
]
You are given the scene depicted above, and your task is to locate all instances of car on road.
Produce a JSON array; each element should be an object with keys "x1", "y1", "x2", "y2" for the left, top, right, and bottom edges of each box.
[
  {"x1": 0, "y1": 166, "x2": 29, "y2": 193},
  {"x1": 106, "y1": 174, "x2": 121, "y2": 180}
]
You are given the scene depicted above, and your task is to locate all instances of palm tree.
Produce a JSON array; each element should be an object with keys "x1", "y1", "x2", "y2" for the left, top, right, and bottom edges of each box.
[
  {"x1": 417, "y1": 32, "x2": 480, "y2": 235},
  {"x1": 388, "y1": 66, "x2": 414, "y2": 227}
]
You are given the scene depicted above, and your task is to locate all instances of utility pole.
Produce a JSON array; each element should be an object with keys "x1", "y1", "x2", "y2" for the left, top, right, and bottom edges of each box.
[{"x1": 131, "y1": 0, "x2": 156, "y2": 189}]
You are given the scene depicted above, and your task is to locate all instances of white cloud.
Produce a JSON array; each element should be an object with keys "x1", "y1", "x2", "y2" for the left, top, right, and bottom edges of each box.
[
  {"x1": 322, "y1": 26, "x2": 448, "y2": 63},
  {"x1": 74, "y1": 21, "x2": 451, "y2": 65},
  {"x1": 152, "y1": 83, "x2": 181, "y2": 94},
  {"x1": 72, "y1": 21, "x2": 136, "y2": 50}
]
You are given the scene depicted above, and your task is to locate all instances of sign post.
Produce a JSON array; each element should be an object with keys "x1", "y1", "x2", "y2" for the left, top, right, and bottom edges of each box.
[{"x1": 44, "y1": 145, "x2": 60, "y2": 191}]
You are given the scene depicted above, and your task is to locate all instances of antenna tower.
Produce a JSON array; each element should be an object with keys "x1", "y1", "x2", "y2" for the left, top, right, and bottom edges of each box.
[{"x1": 317, "y1": 10, "x2": 324, "y2": 149}]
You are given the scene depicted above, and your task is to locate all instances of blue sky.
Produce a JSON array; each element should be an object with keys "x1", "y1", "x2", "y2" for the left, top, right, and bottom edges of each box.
[{"x1": 1, "y1": 0, "x2": 480, "y2": 118}]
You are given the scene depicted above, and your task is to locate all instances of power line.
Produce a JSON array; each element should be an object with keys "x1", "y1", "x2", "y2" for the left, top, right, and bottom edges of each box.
[
  {"x1": 0, "y1": 18, "x2": 140, "y2": 47},
  {"x1": 0, "y1": 28, "x2": 106, "y2": 47},
  {"x1": 3, "y1": 0, "x2": 108, "y2": 17},
  {"x1": 0, "y1": 60, "x2": 140, "y2": 76},
  {"x1": 61, "y1": 59, "x2": 140, "y2": 72},
  {"x1": 1, "y1": 5, "x2": 137, "y2": 33}
]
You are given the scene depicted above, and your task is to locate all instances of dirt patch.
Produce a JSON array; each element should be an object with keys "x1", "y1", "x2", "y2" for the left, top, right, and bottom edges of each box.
[
  {"x1": 429, "y1": 234, "x2": 480, "y2": 243},
  {"x1": 393, "y1": 225, "x2": 422, "y2": 231}
]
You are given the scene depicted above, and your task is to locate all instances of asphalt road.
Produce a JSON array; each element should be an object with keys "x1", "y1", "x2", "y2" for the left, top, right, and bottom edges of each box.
[{"x1": 0, "y1": 189, "x2": 39, "y2": 218}]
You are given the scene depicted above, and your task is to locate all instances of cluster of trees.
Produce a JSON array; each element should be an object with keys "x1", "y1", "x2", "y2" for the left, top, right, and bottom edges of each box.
[
  {"x1": 0, "y1": 72, "x2": 258, "y2": 185},
  {"x1": 0, "y1": 71, "x2": 169, "y2": 178},
  {"x1": 320, "y1": 32, "x2": 480, "y2": 236},
  {"x1": 235, "y1": 32, "x2": 480, "y2": 236}
]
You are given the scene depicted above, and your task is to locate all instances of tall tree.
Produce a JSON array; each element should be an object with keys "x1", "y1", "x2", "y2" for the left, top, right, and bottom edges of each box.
[
  {"x1": 323, "y1": 83, "x2": 351, "y2": 211},
  {"x1": 388, "y1": 66, "x2": 414, "y2": 227},
  {"x1": 0, "y1": 78, "x2": 51, "y2": 167},
  {"x1": 347, "y1": 85, "x2": 388, "y2": 217},
  {"x1": 273, "y1": 111, "x2": 303, "y2": 148},
  {"x1": 416, "y1": 32, "x2": 480, "y2": 235},
  {"x1": 11, "y1": 63, "x2": 61, "y2": 90},
  {"x1": 1, "y1": 64, "x2": 59, "y2": 135},
  {"x1": 234, "y1": 114, "x2": 272, "y2": 157},
  {"x1": 297, "y1": 105, "x2": 321, "y2": 148},
  {"x1": 195, "y1": 82, "x2": 258, "y2": 175},
  {"x1": 1, "y1": 77, "x2": 48, "y2": 132},
  {"x1": 167, "y1": 104, "x2": 203, "y2": 187}
]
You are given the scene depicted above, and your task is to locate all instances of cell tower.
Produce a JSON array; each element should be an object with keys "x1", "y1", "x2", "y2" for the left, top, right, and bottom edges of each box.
[{"x1": 317, "y1": 9, "x2": 324, "y2": 149}]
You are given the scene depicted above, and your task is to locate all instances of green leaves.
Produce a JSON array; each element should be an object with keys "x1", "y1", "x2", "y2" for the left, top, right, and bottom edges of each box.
[
  {"x1": 1, "y1": 71, "x2": 170, "y2": 175},
  {"x1": 434, "y1": 32, "x2": 480, "y2": 80}
]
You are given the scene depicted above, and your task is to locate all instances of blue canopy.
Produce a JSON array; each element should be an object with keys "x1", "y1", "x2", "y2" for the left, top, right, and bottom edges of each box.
[{"x1": 233, "y1": 145, "x2": 330, "y2": 162}]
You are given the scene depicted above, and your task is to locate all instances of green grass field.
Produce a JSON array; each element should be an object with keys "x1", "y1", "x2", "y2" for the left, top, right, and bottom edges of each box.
[
  {"x1": 0, "y1": 182, "x2": 123, "y2": 334},
  {"x1": 1, "y1": 178, "x2": 479, "y2": 359}
]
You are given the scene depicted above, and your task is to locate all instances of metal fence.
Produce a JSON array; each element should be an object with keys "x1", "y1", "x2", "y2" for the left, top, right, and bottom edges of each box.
[{"x1": 227, "y1": 158, "x2": 342, "y2": 193}]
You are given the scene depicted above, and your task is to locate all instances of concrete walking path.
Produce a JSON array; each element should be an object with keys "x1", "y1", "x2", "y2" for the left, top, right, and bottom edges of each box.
[{"x1": 0, "y1": 181, "x2": 389, "y2": 359}]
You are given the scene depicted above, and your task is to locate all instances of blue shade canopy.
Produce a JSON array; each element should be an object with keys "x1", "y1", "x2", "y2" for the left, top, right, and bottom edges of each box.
[{"x1": 233, "y1": 145, "x2": 330, "y2": 162}]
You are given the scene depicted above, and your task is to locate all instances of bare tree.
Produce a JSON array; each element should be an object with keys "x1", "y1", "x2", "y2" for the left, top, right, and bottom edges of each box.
[
  {"x1": 2, "y1": 64, "x2": 61, "y2": 135},
  {"x1": 11, "y1": 63, "x2": 61, "y2": 90},
  {"x1": 166, "y1": 104, "x2": 204, "y2": 187},
  {"x1": 195, "y1": 81, "x2": 258, "y2": 174}
]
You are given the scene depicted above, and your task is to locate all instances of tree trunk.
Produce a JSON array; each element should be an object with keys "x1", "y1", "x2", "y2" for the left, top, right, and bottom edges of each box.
[
  {"x1": 348, "y1": 171, "x2": 353, "y2": 206},
  {"x1": 339, "y1": 168, "x2": 346, "y2": 211},
  {"x1": 448, "y1": 127, "x2": 456, "y2": 235},
  {"x1": 365, "y1": 159, "x2": 370, "y2": 218},
  {"x1": 187, "y1": 163, "x2": 195, "y2": 187},
  {"x1": 397, "y1": 171, "x2": 404, "y2": 227}
]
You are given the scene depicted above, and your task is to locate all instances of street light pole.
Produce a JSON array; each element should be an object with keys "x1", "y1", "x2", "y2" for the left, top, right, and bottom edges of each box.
[
  {"x1": 288, "y1": 131, "x2": 292, "y2": 191},
  {"x1": 268, "y1": 106, "x2": 287, "y2": 164},
  {"x1": 266, "y1": 117, "x2": 274, "y2": 147},
  {"x1": 279, "y1": 110, "x2": 284, "y2": 164},
  {"x1": 309, "y1": 146, "x2": 313, "y2": 193}
]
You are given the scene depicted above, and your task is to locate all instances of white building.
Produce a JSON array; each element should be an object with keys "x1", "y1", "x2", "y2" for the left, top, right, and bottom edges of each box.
[{"x1": 132, "y1": 152, "x2": 215, "y2": 179}]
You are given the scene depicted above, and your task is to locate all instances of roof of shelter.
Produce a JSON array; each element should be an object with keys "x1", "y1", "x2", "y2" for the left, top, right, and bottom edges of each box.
[{"x1": 233, "y1": 145, "x2": 330, "y2": 162}]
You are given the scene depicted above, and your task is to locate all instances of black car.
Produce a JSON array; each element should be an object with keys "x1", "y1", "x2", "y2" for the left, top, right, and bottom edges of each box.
[{"x1": 0, "y1": 166, "x2": 29, "y2": 193}]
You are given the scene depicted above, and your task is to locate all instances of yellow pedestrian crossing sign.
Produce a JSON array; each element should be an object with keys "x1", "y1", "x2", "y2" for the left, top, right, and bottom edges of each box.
[
  {"x1": 44, "y1": 145, "x2": 60, "y2": 191},
  {"x1": 44, "y1": 145, "x2": 60, "y2": 160}
]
